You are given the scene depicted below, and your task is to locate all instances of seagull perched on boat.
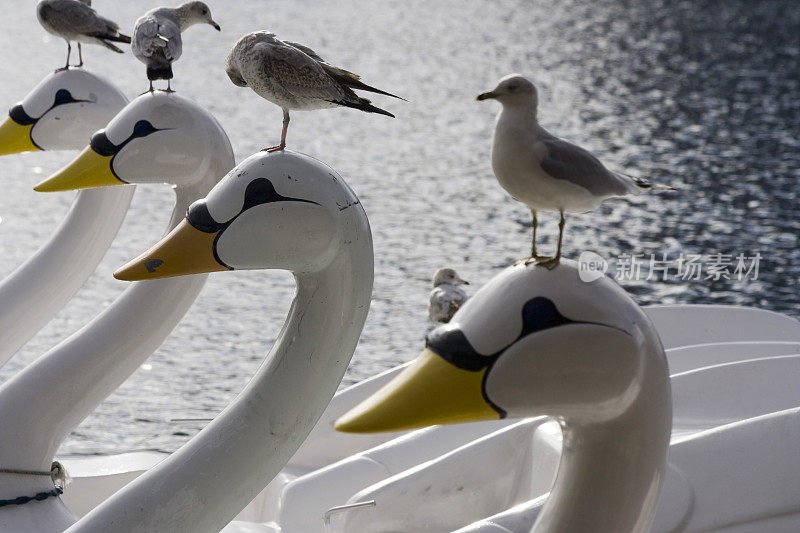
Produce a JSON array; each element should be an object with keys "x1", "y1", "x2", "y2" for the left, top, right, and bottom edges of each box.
[
  {"x1": 36, "y1": 0, "x2": 132, "y2": 72},
  {"x1": 477, "y1": 74, "x2": 674, "y2": 269},
  {"x1": 225, "y1": 31, "x2": 404, "y2": 152},
  {"x1": 428, "y1": 268, "x2": 470, "y2": 325},
  {"x1": 132, "y1": 1, "x2": 220, "y2": 92}
]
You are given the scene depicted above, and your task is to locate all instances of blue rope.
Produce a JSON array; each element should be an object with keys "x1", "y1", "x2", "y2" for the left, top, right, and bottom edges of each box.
[{"x1": 0, "y1": 487, "x2": 63, "y2": 508}]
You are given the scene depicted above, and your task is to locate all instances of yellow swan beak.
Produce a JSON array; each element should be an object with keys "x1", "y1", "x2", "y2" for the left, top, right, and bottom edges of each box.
[
  {"x1": 34, "y1": 146, "x2": 122, "y2": 192},
  {"x1": 0, "y1": 116, "x2": 39, "y2": 156},
  {"x1": 114, "y1": 219, "x2": 230, "y2": 281},
  {"x1": 334, "y1": 348, "x2": 500, "y2": 434}
]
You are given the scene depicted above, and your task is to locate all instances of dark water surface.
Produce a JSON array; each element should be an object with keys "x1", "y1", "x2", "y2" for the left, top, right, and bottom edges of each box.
[{"x1": 0, "y1": 0, "x2": 797, "y2": 454}]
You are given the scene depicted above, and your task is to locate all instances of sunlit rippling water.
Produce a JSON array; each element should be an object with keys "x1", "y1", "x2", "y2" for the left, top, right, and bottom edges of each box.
[{"x1": 0, "y1": 0, "x2": 797, "y2": 455}]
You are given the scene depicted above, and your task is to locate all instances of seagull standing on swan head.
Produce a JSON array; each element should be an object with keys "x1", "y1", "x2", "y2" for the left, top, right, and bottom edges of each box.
[
  {"x1": 36, "y1": 0, "x2": 132, "y2": 72},
  {"x1": 428, "y1": 268, "x2": 470, "y2": 325},
  {"x1": 477, "y1": 74, "x2": 674, "y2": 269},
  {"x1": 225, "y1": 31, "x2": 404, "y2": 152},
  {"x1": 132, "y1": 1, "x2": 220, "y2": 92}
]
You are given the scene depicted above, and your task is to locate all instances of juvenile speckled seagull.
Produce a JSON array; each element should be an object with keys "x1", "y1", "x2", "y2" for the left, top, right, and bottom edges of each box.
[
  {"x1": 478, "y1": 74, "x2": 673, "y2": 269},
  {"x1": 132, "y1": 2, "x2": 220, "y2": 92},
  {"x1": 225, "y1": 31, "x2": 404, "y2": 152},
  {"x1": 428, "y1": 268, "x2": 470, "y2": 325},
  {"x1": 37, "y1": 0, "x2": 132, "y2": 72}
]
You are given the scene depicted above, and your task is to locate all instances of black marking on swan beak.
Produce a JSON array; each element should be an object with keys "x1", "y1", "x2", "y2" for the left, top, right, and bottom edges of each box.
[
  {"x1": 144, "y1": 259, "x2": 164, "y2": 273},
  {"x1": 9, "y1": 104, "x2": 36, "y2": 126}
]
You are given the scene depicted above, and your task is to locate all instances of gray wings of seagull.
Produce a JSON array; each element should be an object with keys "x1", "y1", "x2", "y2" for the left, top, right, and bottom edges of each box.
[
  {"x1": 36, "y1": 0, "x2": 132, "y2": 71},
  {"x1": 225, "y1": 30, "x2": 405, "y2": 152},
  {"x1": 536, "y1": 136, "x2": 674, "y2": 200},
  {"x1": 132, "y1": 1, "x2": 220, "y2": 92}
]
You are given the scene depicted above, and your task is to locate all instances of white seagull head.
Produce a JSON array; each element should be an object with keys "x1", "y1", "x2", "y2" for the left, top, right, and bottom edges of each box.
[
  {"x1": 180, "y1": 1, "x2": 220, "y2": 31},
  {"x1": 477, "y1": 74, "x2": 538, "y2": 109},
  {"x1": 432, "y1": 268, "x2": 469, "y2": 287}
]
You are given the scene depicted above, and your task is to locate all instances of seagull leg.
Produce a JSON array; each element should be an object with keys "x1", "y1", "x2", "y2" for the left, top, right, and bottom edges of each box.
[
  {"x1": 523, "y1": 210, "x2": 546, "y2": 265},
  {"x1": 77, "y1": 43, "x2": 83, "y2": 68},
  {"x1": 140, "y1": 80, "x2": 155, "y2": 96},
  {"x1": 262, "y1": 110, "x2": 290, "y2": 152},
  {"x1": 523, "y1": 210, "x2": 557, "y2": 266},
  {"x1": 165, "y1": 80, "x2": 175, "y2": 93},
  {"x1": 56, "y1": 41, "x2": 71, "y2": 72},
  {"x1": 538, "y1": 211, "x2": 565, "y2": 270}
]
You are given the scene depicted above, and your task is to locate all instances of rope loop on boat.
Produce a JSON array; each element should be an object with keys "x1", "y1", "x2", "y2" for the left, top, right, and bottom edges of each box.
[
  {"x1": 0, "y1": 487, "x2": 63, "y2": 508},
  {"x1": 0, "y1": 461, "x2": 68, "y2": 508}
]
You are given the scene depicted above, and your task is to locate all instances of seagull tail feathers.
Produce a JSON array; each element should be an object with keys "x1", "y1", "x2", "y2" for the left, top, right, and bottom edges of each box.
[
  {"x1": 323, "y1": 65, "x2": 407, "y2": 101},
  {"x1": 90, "y1": 31, "x2": 132, "y2": 45},
  {"x1": 109, "y1": 32, "x2": 132, "y2": 45},
  {"x1": 333, "y1": 99, "x2": 395, "y2": 118},
  {"x1": 343, "y1": 78, "x2": 406, "y2": 101},
  {"x1": 97, "y1": 39, "x2": 125, "y2": 54}
]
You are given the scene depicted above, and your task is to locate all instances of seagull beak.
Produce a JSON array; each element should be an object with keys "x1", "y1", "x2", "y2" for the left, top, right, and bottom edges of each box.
[
  {"x1": 210, "y1": 20, "x2": 221, "y2": 31},
  {"x1": 476, "y1": 91, "x2": 497, "y2": 101},
  {"x1": 334, "y1": 348, "x2": 500, "y2": 433},
  {"x1": 34, "y1": 145, "x2": 123, "y2": 192},
  {"x1": 457, "y1": 278, "x2": 470, "y2": 285},
  {"x1": 114, "y1": 219, "x2": 230, "y2": 281},
  {"x1": 0, "y1": 115, "x2": 39, "y2": 156}
]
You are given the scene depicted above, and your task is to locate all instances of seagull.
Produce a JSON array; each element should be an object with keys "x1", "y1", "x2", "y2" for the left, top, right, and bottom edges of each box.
[
  {"x1": 132, "y1": 1, "x2": 220, "y2": 92},
  {"x1": 225, "y1": 31, "x2": 404, "y2": 152},
  {"x1": 477, "y1": 74, "x2": 674, "y2": 269},
  {"x1": 428, "y1": 268, "x2": 470, "y2": 325},
  {"x1": 36, "y1": 0, "x2": 132, "y2": 72}
]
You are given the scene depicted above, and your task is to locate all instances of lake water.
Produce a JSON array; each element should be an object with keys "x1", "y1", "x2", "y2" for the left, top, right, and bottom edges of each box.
[{"x1": 0, "y1": 0, "x2": 797, "y2": 455}]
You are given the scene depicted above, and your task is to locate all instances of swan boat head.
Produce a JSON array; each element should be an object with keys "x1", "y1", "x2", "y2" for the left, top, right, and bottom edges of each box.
[
  {"x1": 114, "y1": 149, "x2": 370, "y2": 280},
  {"x1": 34, "y1": 91, "x2": 233, "y2": 199},
  {"x1": 0, "y1": 69, "x2": 127, "y2": 155},
  {"x1": 336, "y1": 261, "x2": 672, "y2": 532}
]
